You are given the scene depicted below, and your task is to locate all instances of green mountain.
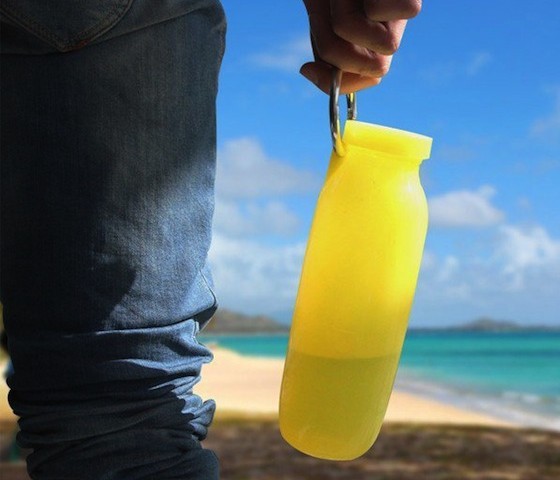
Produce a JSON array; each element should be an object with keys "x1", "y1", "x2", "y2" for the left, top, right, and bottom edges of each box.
[
  {"x1": 203, "y1": 309, "x2": 290, "y2": 334},
  {"x1": 452, "y1": 317, "x2": 522, "y2": 332},
  {"x1": 413, "y1": 317, "x2": 560, "y2": 332},
  {"x1": 203, "y1": 310, "x2": 559, "y2": 334}
]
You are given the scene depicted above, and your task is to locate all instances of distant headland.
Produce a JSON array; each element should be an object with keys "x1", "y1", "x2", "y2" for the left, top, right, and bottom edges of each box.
[
  {"x1": 412, "y1": 317, "x2": 560, "y2": 333},
  {"x1": 204, "y1": 309, "x2": 290, "y2": 334},
  {"x1": 205, "y1": 311, "x2": 559, "y2": 334}
]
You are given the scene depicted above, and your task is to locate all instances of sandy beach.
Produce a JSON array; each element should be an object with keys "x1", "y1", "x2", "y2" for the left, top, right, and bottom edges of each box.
[
  {"x1": 195, "y1": 347, "x2": 512, "y2": 427},
  {"x1": 2, "y1": 352, "x2": 560, "y2": 480},
  {"x1": 0, "y1": 361, "x2": 14, "y2": 423}
]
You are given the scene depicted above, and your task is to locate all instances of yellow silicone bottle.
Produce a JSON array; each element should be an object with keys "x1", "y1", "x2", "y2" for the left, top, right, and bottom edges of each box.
[{"x1": 279, "y1": 116, "x2": 432, "y2": 460}]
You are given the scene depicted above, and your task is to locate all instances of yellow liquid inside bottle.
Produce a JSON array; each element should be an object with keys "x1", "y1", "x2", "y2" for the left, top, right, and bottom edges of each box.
[
  {"x1": 279, "y1": 121, "x2": 432, "y2": 460},
  {"x1": 280, "y1": 351, "x2": 399, "y2": 460}
]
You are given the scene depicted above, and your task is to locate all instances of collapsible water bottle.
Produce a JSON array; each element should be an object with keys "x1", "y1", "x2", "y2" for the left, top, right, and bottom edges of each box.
[{"x1": 279, "y1": 70, "x2": 432, "y2": 460}]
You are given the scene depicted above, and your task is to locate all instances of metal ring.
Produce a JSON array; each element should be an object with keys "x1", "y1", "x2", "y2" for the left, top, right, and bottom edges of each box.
[{"x1": 329, "y1": 69, "x2": 357, "y2": 156}]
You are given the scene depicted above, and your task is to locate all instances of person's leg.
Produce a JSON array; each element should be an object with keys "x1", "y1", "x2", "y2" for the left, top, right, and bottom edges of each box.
[{"x1": 1, "y1": 1, "x2": 226, "y2": 478}]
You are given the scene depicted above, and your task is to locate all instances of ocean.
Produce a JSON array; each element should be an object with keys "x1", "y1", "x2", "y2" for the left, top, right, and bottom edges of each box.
[{"x1": 199, "y1": 330, "x2": 560, "y2": 430}]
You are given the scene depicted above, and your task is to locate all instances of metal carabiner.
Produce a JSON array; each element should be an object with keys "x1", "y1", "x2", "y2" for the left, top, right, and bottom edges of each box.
[{"x1": 329, "y1": 69, "x2": 357, "y2": 157}]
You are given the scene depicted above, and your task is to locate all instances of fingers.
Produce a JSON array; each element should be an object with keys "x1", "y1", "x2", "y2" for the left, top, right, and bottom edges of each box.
[
  {"x1": 363, "y1": 0, "x2": 422, "y2": 21},
  {"x1": 309, "y1": 10, "x2": 393, "y2": 78},
  {"x1": 301, "y1": 0, "x2": 422, "y2": 93},
  {"x1": 330, "y1": 0, "x2": 408, "y2": 55},
  {"x1": 301, "y1": 62, "x2": 383, "y2": 94}
]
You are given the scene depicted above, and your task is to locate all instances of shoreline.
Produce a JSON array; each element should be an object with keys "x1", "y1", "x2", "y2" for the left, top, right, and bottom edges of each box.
[
  {"x1": 195, "y1": 347, "x2": 515, "y2": 428},
  {"x1": 0, "y1": 351, "x2": 530, "y2": 429}
]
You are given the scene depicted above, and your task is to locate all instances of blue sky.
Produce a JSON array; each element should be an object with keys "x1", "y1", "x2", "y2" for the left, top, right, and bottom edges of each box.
[{"x1": 208, "y1": 0, "x2": 560, "y2": 327}]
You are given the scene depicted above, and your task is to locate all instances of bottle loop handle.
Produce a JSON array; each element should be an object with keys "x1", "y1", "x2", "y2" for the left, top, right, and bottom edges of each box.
[{"x1": 330, "y1": 69, "x2": 357, "y2": 157}]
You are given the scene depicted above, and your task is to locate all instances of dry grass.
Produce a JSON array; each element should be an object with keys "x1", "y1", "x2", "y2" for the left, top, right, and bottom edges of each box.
[
  {"x1": 1, "y1": 418, "x2": 559, "y2": 480},
  {"x1": 205, "y1": 419, "x2": 560, "y2": 480}
]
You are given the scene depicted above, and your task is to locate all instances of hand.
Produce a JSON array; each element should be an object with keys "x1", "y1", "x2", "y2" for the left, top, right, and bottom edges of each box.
[{"x1": 300, "y1": 0, "x2": 421, "y2": 94}]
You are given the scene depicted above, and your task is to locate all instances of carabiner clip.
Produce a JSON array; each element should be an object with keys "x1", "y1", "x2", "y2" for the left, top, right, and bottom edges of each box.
[{"x1": 329, "y1": 69, "x2": 357, "y2": 157}]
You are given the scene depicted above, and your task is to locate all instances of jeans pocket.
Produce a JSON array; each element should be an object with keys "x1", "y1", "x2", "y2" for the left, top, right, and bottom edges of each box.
[{"x1": 0, "y1": 0, "x2": 133, "y2": 51}]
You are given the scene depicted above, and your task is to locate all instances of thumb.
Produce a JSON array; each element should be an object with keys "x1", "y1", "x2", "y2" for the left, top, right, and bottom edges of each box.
[{"x1": 300, "y1": 62, "x2": 321, "y2": 88}]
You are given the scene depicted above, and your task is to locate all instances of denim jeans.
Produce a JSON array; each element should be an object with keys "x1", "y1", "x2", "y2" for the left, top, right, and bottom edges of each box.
[{"x1": 1, "y1": 1, "x2": 226, "y2": 478}]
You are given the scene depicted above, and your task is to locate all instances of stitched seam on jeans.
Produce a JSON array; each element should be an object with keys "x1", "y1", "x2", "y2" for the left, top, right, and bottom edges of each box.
[
  {"x1": 0, "y1": 0, "x2": 131, "y2": 50},
  {"x1": 68, "y1": 0, "x2": 132, "y2": 44},
  {"x1": 199, "y1": 269, "x2": 218, "y2": 311}
]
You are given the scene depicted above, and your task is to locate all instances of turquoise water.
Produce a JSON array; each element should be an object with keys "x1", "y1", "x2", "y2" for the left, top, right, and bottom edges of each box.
[{"x1": 200, "y1": 331, "x2": 560, "y2": 429}]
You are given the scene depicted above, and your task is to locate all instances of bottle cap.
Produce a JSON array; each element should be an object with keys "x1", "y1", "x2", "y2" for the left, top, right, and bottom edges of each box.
[{"x1": 343, "y1": 120, "x2": 432, "y2": 161}]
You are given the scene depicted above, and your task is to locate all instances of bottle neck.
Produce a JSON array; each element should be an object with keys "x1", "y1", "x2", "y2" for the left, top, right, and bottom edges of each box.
[
  {"x1": 342, "y1": 120, "x2": 431, "y2": 167},
  {"x1": 326, "y1": 144, "x2": 422, "y2": 186}
]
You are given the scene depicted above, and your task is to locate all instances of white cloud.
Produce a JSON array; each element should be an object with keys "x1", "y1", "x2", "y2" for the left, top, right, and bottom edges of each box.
[
  {"x1": 208, "y1": 136, "x2": 319, "y2": 315},
  {"x1": 209, "y1": 137, "x2": 559, "y2": 326},
  {"x1": 208, "y1": 234, "x2": 305, "y2": 314},
  {"x1": 216, "y1": 137, "x2": 320, "y2": 199},
  {"x1": 419, "y1": 251, "x2": 472, "y2": 303},
  {"x1": 498, "y1": 225, "x2": 560, "y2": 289},
  {"x1": 207, "y1": 217, "x2": 560, "y2": 324},
  {"x1": 416, "y1": 224, "x2": 560, "y2": 325},
  {"x1": 429, "y1": 185, "x2": 505, "y2": 228},
  {"x1": 421, "y1": 250, "x2": 437, "y2": 270},
  {"x1": 213, "y1": 200, "x2": 300, "y2": 237},
  {"x1": 436, "y1": 255, "x2": 460, "y2": 282},
  {"x1": 213, "y1": 137, "x2": 321, "y2": 239},
  {"x1": 249, "y1": 36, "x2": 311, "y2": 71}
]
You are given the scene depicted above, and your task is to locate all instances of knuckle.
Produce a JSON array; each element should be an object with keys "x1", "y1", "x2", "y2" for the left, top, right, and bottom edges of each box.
[
  {"x1": 411, "y1": 0, "x2": 423, "y2": 17},
  {"x1": 403, "y1": 0, "x2": 422, "y2": 18},
  {"x1": 378, "y1": 60, "x2": 391, "y2": 77},
  {"x1": 377, "y1": 32, "x2": 400, "y2": 55},
  {"x1": 368, "y1": 55, "x2": 391, "y2": 77}
]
